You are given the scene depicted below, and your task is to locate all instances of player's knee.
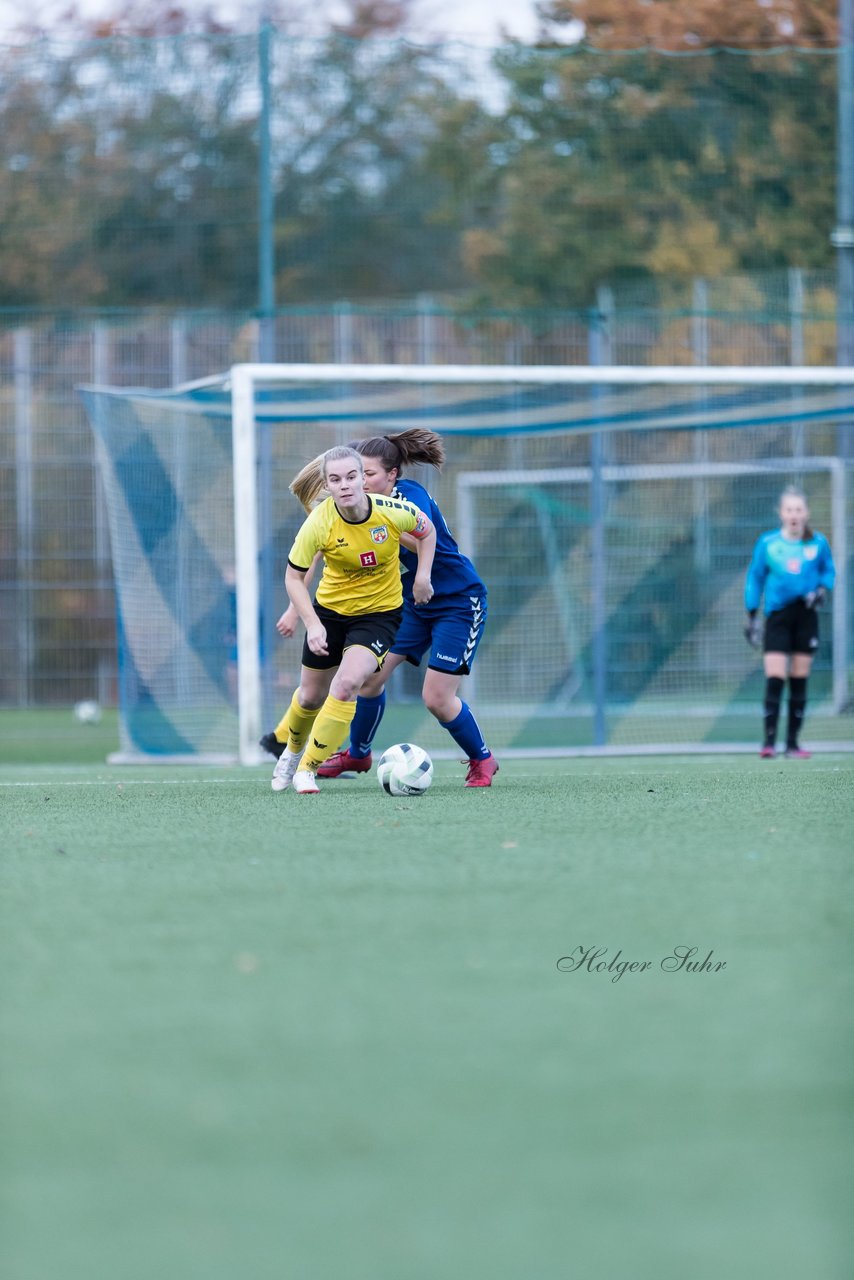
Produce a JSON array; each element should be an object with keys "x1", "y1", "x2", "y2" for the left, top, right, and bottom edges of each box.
[
  {"x1": 361, "y1": 671, "x2": 385, "y2": 698},
  {"x1": 423, "y1": 689, "x2": 455, "y2": 720},
  {"x1": 329, "y1": 675, "x2": 360, "y2": 702},
  {"x1": 298, "y1": 691, "x2": 325, "y2": 712}
]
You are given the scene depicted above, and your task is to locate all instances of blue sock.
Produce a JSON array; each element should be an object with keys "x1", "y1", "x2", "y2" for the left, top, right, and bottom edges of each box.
[
  {"x1": 350, "y1": 691, "x2": 386, "y2": 757},
  {"x1": 441, "y1": 701, "x2": 489, "y2": 761}
]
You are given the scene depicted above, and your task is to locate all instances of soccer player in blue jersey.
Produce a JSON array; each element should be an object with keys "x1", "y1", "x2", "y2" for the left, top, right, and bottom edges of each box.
[
  {"x1": 263, "y1": 428, "x2": 499, "y2": 787},
  {"x1": 744, "y1": 486, "x2": 835, "y2": 759}
]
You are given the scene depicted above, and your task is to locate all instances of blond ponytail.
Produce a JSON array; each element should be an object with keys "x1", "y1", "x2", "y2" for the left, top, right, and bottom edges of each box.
[{"x1": 289, "y1": 455, "x2": 328, "y2": 513}]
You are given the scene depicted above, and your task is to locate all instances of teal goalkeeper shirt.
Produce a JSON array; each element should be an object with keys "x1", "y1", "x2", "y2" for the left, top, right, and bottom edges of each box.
[{"x1": 745, "y1": 529, "x2": 835, "y2": 615}]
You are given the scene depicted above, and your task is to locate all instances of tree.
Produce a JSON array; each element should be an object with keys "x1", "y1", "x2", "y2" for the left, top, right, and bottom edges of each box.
[
  {"x1": 454, "y1": 3, "x2": 838, "y2": 307},
  {"x1": 0, "y1": 0, "x2": 841, "y2": 309},
  {"x1": 536, "y1": 0, "x2": 838, "y2": 49},
  {"x1": 269, "y1": 29, "x2": 499, "y2": 301},
  {"x1": 0, "y1": 0, "x2": 497, "y2": 305},
  {"x1": 0, "y1": 11, "x2": 260, "y2": 306}
]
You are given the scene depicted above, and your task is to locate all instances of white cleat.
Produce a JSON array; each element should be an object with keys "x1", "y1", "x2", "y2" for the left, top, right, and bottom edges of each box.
[
  {"x1": 292, "y1": 769, "x2": 320, "y2": 795},
  {"x1": 271, "y1": 747, "x2": 303, "y2": 792}
]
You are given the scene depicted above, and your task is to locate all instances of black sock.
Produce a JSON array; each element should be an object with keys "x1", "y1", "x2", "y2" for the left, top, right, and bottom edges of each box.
[
  {"x1": 763, "y1": 676, "x2": 784, "y2": 749},
  {"x1": 787, "y1": 676, "x2": 808, "y2": 750}
]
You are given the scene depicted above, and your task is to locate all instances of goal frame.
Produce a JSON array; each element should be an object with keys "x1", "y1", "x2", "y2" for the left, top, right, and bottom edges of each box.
[{"x1": 230, "y1": 362, "x2": 854, "y2": 765}]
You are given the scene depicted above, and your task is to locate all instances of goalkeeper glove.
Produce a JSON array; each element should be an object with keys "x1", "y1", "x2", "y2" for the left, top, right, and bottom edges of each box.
[
  {"x1": 744, "y1": 611, "x2": 763, "y2": 650},
  {"x1": 803, "y1": 587, "x2": 827, "y2": 609}
]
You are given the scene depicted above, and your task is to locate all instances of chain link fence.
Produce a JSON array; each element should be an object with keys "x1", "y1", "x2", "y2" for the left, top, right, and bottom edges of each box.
[{"x1": 0, "y1": 274, "x2": 845, "y2": 707}]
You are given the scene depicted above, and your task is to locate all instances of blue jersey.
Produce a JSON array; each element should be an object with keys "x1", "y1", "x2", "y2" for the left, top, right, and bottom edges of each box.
[
  {"x1": 745, "y1": 529, "x2": 835, "y2": 615},
  {"x1": 393, "y1": 478, "x2": 485, "y2": 606}
]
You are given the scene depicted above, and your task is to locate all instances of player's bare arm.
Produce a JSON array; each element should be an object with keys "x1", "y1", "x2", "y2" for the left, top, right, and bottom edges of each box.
[
  {"x1": 408, "y1": 515, "x2": 436, "y2": 606},
  {"x1": 278, "y1": 551, "x2": 323, "y2": 637},
  {"x1": 285, "y1": 564, "x2": 328, "y2": 655}
]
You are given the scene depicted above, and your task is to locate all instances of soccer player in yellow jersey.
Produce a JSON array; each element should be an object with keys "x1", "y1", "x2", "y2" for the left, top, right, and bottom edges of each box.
[{"x1": 272, "y1": 445, "x2": 436, "y2": 795}]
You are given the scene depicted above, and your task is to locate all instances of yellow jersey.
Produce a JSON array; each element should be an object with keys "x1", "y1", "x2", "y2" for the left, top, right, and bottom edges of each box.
[{"x1": 288, "y1": 494, "x2": 429, "y2": 615}]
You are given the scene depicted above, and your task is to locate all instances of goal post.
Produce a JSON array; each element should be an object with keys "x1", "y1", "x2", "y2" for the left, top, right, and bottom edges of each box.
[
  {"x1": 231, "y1": 364, "x2": 263, "y2": 764},
  {"x1": 81, "y1": 362, "x2": 854, "y2": 762}
]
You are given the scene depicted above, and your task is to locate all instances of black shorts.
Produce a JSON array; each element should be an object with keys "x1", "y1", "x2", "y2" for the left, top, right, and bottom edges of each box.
[
  {"x1": 301, "y1": 602, "x2": 402, "y2": 671},
  {"x1": 764, "y1": 599, "x2": 819, "y2": 655}
]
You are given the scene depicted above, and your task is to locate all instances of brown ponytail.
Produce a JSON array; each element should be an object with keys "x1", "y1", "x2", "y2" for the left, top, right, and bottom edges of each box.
[{"x1": 350, "y1": 428, "x2": 445, "y2": 475}]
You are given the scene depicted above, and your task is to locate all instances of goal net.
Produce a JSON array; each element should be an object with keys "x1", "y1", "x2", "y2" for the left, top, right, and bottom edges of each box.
[{"x1": 79, "y1": 364, "x2": 854, "y2": 762}]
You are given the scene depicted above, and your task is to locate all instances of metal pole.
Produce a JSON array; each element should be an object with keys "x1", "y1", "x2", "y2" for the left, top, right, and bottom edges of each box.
[
  {"x1": 14, "y1": 328, "x2": 34, "y2": 707},
  {"x1": 333, "y1": 300, "x2": 353, "y2": 365},
  {"x1": 256, "y1": 21, "x2": 277, "y2": 723},
  {"x1": 455, "y1": 479, "x2": 477, "y2": 705},
  {"x1": 595, "y1": 286, "x2": 614, "y2": 466},
  {"x1": 788, "y1": 267, "x2": 806, "y2": 467},
  {"x1": 588, "y1": 307, "x2": 609, "y2": 747},
  {"x1": 92, "y1": 322, "x2": 113, "y2": 706},
  {"x1": 835, "y1": 0, "x2": 854, "y2": 456},
  {"x1": 835, "y1": 0, "x2": 854, "y2": 707},
  {"x1": 691, "y1": 277, "x2": 711, "y2": 574},
  {"x1": 231, "y1": 366, "x2": 263, "y2": 763},
  {"x1": 830, "y1": 460, "x2": 849, "y2": 711},
  {"x1": 170, "y1": 314, "x2": 188, "y2": 385},
  {"x1": 258, "y1": 18, "x2": 275, "y2": 363},
  {"x1": 170, "y1": 314, "x2": 191, "y2": 703},
  {"x1": 417, "y1": 293, "x2": 436, "y2": 364}
]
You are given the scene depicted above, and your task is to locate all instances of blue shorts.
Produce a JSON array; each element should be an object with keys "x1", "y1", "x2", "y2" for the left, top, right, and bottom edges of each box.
[{"x1": 392, "y1": 594, "x2": 487, "y2": 675}]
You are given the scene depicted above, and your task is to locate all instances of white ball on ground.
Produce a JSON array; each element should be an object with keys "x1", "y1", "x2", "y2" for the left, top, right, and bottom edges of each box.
[
  {"x1": 377, "y1": 743, "x2": 433, "y2": 797},
  {"x1": 73, "y1": 700, "x2": 102, "y2": 725}
]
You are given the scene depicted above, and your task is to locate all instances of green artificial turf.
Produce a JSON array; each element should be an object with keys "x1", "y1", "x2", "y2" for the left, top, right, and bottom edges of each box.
[
  {"x1": 3, "y1": 703, "x2": 852, "y2": 766},
  {"x1": 2, "y1": 756, "x2": 853, "y2": 1280},
  {"x1": 0, "y1": 709, "x2": 122, "y2": 765}
]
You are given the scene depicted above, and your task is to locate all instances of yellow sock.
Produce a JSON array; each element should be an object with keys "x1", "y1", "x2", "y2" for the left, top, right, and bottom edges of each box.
[
  {"x1": 273, "y1": 707, "x2": 291, "y2": 742},
  {"x1": 282, "y1": 691, "x2": 321, "y2": 755},
  {"x1": 299, "y1": 695, "x2": 357, "y2": 772}
]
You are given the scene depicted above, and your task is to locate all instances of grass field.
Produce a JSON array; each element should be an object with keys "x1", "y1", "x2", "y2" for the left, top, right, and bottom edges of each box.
[{"x1": 3, "y1": 753, "x2": 853, "y2": 1280}]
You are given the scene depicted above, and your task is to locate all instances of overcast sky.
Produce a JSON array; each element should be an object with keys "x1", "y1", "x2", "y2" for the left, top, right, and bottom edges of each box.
[
  {"x1": 0, "y1": 0, "x2": 543, "y2": 43},
  {"x1": 402, "y1": 0, "x2": 541, "y2": 43},
  {"x1": 396, "y1": 0, "x2": 541, "y2": 43}
]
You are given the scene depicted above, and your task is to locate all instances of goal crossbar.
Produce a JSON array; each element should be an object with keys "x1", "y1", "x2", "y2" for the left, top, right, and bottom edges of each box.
[{"x1": 230, "y1": 362, "x2": 854, "y2": 387}]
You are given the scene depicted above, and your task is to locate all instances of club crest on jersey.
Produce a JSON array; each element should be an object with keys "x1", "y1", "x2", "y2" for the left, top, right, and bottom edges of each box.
[
  {"x1": 369, "y1": 525, "x2": 389, "y2": 544},
  {"x1": 804, "y1": 545, "x2": 818, "y2": 560},
  {"x1": 359, "y1": 550, "x2": 378, "y2": 567}
]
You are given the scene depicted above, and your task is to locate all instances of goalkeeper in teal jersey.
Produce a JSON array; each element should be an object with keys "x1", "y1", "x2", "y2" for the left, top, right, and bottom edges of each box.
[{"x1": 744, "y1": 486, "x2": 835, "y2": 759}]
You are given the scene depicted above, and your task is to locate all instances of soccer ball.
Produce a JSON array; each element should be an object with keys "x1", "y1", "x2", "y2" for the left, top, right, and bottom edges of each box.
[
  {"x1": 73, "y1": 699, "x2": 102, "y2": 725},
  {"x1": 377, "y1": 743, "x2": 434, "y2": 797}
]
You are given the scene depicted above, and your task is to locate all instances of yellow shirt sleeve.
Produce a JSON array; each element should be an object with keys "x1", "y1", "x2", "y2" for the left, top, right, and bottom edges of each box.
[
  {"x1": 287, "y1": 504, "x2": 330, "y2": 571},
  {"x1": 376, "y1": 497, "x2": 430, "y2": 538}
]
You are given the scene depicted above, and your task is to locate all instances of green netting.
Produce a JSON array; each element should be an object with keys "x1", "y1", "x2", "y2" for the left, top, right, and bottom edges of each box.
[{"x1": 79, "y1": 373, "x2": 854, "y2": 755}]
